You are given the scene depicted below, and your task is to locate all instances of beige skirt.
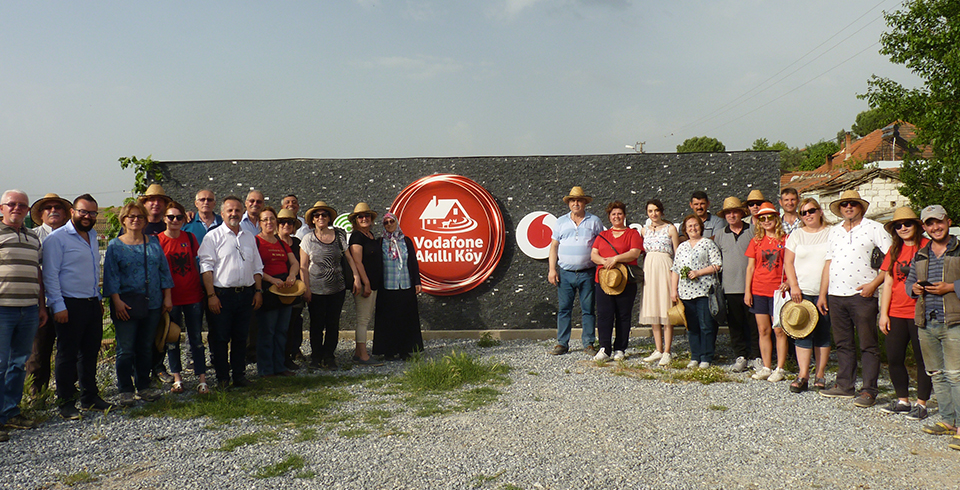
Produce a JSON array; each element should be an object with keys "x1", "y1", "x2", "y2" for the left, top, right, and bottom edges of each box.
[{"x1": 639, "y1": 251, "x2": 673, "y2": 325}]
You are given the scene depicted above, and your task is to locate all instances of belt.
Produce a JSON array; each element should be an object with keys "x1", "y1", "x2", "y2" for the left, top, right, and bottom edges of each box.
[
  {"x1": 215, "y1": 286, "x2": 254, "y2": 294},
  {"x1": 64, "y1": 296, "x2": 100, "y2": 302},
  {"x1": 563, "y1": 267, "x2": 593, "y2": 273}
]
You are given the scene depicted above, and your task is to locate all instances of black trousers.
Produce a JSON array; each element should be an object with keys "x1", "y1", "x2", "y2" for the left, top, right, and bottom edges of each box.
[
  {"x1": 54, "y1": 298, "x2": 103, "y2": 405},
  {"x1": 308, "y1": 291, "x2": 345, "y2": 362},
  {"x1": 208, "y1": 287, "x2": 255, "y2": 383},
  {"x1": 595, "y1": 283, "x2": 637, "y2": 353},
  {"x1": 725, "y1": 293, "x2": 759, "y2": 359}
]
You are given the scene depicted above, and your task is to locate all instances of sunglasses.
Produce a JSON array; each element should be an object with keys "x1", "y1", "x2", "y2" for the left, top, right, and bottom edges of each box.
[
  {"x1": 800, "y1": 208, "x2": 820, "y2": 216},
  {"x1": 317, "y1": 212, "x2": 330, "y2": 219},
  {"x1": 357, "y1": 214, "x2": 373, "y2": 220},
  {"x1": 383, "y1": 219, "x2": 397, "y2": 225},
  {"x1": 893, "y1": 221, "x2": 914, "y2": 230},
  {"x1": 758, "y1": 215, "x2": 778, "y2": 223},
  {"x1": 165, "y1": 214, "x2": 185, "y2": 222},
  {"x1": 839, "y1": 201, "x2": 860, "y2": 208},
  {"x1": 126, "y1": 215, "x2": 144, "y2": 221},
  {"x1": 278, "y1": 219, "x2": 297, "y2": 226}
]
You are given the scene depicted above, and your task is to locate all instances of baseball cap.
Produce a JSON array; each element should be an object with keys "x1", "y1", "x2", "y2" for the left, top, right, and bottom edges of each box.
[{"x1": 920, "y1": 205, "x2": 948, "y2": 223}]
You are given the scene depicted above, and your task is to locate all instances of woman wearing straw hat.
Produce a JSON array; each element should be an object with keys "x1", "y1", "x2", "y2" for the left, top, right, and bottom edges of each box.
[
  {"x1": 745, "y1": 202, "x2": 789, "y2": 382},
  {"x1": 878, "y1": 207, "x2": 931, "y2": 419},
  {"x1": 671, "y1": 214, "x2": 723, "y2": 368},
  {"x1": 276, "y1": 208, "x2": 306, "y2": 370},
  {"x1": 372, "y1": 212, "x2": 423, "y2": 360},
  {"x1": 254, "y1": 206, "x2": 300, "y2": 377},
  {"x1": 590, "y1": 201, "x2": 643, "y2": 362},
  {"x1": 639, "y1": 199, "x2": 680, "y2": 366},
  {"x1": 783, "y1": 198, "x2": 832, "y2": 392},
  {"x1": 348, "y1": 203, "x2": 384, "y2": 365}
]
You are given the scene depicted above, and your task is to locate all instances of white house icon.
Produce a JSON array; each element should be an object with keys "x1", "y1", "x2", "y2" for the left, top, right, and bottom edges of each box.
[{"x1": 419, "y1": 196, "x2": 478, "y2": 234}]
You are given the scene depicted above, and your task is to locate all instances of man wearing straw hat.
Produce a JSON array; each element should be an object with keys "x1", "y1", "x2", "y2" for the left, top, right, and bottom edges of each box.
[
  {"x1": 714, "y1": 196, "x2": 759, "y2": 372},
  {"x1": 548, "y1": 186, "x2": 604, "y2": 356},
  {"x1": 138, "y1": 184, "x2": 172, "y2": 236},
  {"x1": 818, "y1": 189, "x2": 891, "y2": 407}
]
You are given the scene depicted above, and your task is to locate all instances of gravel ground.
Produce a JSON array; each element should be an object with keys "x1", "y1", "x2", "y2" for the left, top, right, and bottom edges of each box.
[{"x1": 2, "y1": 334, "x2": 956, "y2": 490}]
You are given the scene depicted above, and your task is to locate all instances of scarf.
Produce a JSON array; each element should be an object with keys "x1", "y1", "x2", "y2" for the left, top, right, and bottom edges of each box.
[{"x1": 382, "y1": 212, "x2": 407, "y2": 264}]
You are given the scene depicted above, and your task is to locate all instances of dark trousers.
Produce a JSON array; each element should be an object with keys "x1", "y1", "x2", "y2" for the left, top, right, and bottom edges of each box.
[
  {"x1": 208, "y1": 287, "x2": 254, "y2": 383},
  {"x1": 308, "y1": 291, "x2": 345, "y2": 362},
  {"x1": 595, "y1": 283, "x2": 637, "y2": 353},
  {"x1": 25, "y1": 310, "x2": 56, "y2": 395},
  {"x1": 285, "y1": 305, "x2": 304, "y2": 363},
  {"x1": 54, "y1": 298, "x2": 103, "y2": 405},
  {"x1": 887, "y1": 316, "x2": 932, "y2": 400},
  {"x1": 828, "y1": 294, "x2": 880, "y2": 396},
  {"x1": 725, "y1": 293, "x2": 759, "y2": 359}
]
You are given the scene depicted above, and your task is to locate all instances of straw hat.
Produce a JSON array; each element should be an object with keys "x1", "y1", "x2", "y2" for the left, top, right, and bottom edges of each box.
[
  {"x1": 138, "y1": 184, "x2": 172, "y2": 205},
  {"x1": 745, "y1": 190, "x2": 766, "y2": 206},
  {"x1": 276, "y1": 208, "x2": 302, "y2": 231},
  {"x1": 779, "y1": 300, "x2": 819, "y2": 340},
  {"x1": 598, "y1": 264, "x2": 628, "y2": 296},
  {"x1": 884, "y1": 206, "x2": 922, "y2": 235},
  {"x1": 563, "y1": 186, "x2": 593, "y2": 204},
  {"x1": 717, "y1": 196, "x2": 746, "y2": 219},
  {"x1": 154, "y1": 311, "x2": 181, "y2": 351},
  {"x1": 348, "y1": 202, "x2": 378, "y2": 226},
  {"x1": 756, "y1": 202, "x2": 779, "y2": 217},
  {"x1": 304, "y1": 201, "x2": 337, "y2": 228},
  {"x1": 667, "y1": 300, "x2": 687, "y2": 328},
  {"x1": 29, "y1": 193, "x2": 72, "y2": 225},
  {"x1": 269, "y1": 280, "x2": 307, "y2": 304},
  {"x1": 829, "y1": 189, "x2": 870, "y2": 217}
]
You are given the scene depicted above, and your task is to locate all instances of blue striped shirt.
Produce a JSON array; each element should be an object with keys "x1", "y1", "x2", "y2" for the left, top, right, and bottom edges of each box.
[{"x1": 553, "y1": 212, "x2": 604, "y2": 271}]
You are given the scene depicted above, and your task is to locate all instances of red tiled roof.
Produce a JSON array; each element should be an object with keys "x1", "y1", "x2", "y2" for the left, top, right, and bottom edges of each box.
[{"x1": 819, "y1": 121, "x2": 929, "y2": 172}]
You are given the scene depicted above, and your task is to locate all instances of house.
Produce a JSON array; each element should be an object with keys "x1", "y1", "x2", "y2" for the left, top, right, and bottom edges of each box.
[
  {"x1": 822, "y1": 121, "x2": 931, "y2": 171},
  {"x1": 419, "y1": 196, "x2": 477, "y2": 233}
]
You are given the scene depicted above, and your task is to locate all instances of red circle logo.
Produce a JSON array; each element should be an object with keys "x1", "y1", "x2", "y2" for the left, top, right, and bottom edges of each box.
[{"x1": 391, "y1": 174, "x2": 505, "y2": 296}]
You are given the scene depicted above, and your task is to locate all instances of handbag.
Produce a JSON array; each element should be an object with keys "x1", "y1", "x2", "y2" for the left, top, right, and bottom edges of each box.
[
  {"x1": 112, "y1": 238, "x2": 150, "y2": 321},
  {"x1": 336, "y1": 228, "x2": 354, "y2": 290},
  {"x1": 708, "y1": 272, "x2": 727, "y2": 324},
  {"x1": 772, "y1": 289, "x2": 790, "y2": 329},
  {"x1": 870, "y1": 246, "x2": 884, "y2": 270},
  {"x1": 597, "y1": 234, "x2": 644, "y2": 285}
]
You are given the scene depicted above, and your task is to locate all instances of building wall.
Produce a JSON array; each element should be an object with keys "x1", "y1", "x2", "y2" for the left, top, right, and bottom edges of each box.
[
  {"x1": 157, "y1": 152, "x2": 780, "y2": 330},
  {"x1": 803, "y1": 176, "x2": 908, "y2": 221}
]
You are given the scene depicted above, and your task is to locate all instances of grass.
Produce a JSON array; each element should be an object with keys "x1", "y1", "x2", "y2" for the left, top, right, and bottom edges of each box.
[
  {"x1": 218, "y1": 431, "x2": 279, "y2": 452},
  {"x1": 669, "y1": 366, "x2": 735, "y2": 385},
  {"x1": 477, "y1": 332, "x2": 501, "y2": 348},
  {"x1": 254, "y1": 454, "x2": 305, "y2": 479},
  {"x1": 708, "y1": 404, "x2": 729, "y2": 411},
  {"x1": 471, "y1": 470, "x2": 505, "y2": 488},
  {"x1": 595, "y1": 359, "x2": 736, "y2": 385},
  {"x1": 58, "y1": 470, "x2": 97, "y2": 486},
  {"x1": 398, "y1": 351, "x2": 510, "y2": 392}
]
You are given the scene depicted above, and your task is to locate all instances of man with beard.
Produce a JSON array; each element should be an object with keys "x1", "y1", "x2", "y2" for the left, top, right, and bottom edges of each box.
[
  {"x1": 182, "y1": 189, "x2": 222, "y2": 244},
  {"x1": 197, "y1": 196, "x2": 263, "y2": 389},
  {"x1": 137, "y1": 184, "x2": 172, "y2": 236},
  {"x1": 25, "y1": 193, "x2": 72, "y2": 396},
  {"x1": 43, "y1": 194, "x2": 114, "y2": 419}
]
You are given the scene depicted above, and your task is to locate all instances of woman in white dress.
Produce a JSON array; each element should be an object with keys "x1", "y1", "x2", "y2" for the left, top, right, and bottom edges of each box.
[{"x1": 639, "y1": 199, "x2": 680, "y2": 366}]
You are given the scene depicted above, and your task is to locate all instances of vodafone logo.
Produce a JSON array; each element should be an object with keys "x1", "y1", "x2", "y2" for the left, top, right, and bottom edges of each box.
[
  {"x1": 391, "y1": 174, "x2": 505, "y2": 296},
  {"x1": 516, "y1": 212, "x2": 557, "y2": 260}
]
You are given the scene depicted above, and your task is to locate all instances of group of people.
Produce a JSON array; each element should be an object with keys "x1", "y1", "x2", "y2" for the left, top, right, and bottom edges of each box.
[
  {"x1": 547, "y1": 185, "x2": 960, "y2": 451},
  {"x1": 0, "y1": 186, "x2": 425, "y2": 442}
]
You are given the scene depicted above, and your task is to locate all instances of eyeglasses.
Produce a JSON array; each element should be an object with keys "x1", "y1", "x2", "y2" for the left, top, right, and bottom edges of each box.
[
  {"x1": 383, "y1": 219, "x2": 397, "y2": 225},
  {"x1": 247, "y1": 199, "x2": 264, "y2": 205},
  {"x1": 43, "y1": 205, "x2": 64, "y2": 211},
  {"x1": 839, "y1": 201, "x2": 859, "y2": 208},
  {"x1": 757, "y1": 215, "x2": 777, "y2": 223},
  {"x1": 2, "y1": 202, "x2": 28, "y2": 210},
  {"x1": 126, "y1": 215, "x2": 144, "y2": 221},
  {"x1": 165, "y1": 214, "x2": 185, "y2": 222},
  {"x1": 76, "y1": 209, "x2": 99, "y2": 218},
  {"x1": 894, "y1": 221, "x2": 915, "y2": 230},
  {"x1": 800, "y1": 208, "x2": 820, "y2": 216},
  {"x1": 260, "y1": 216, "x2": 277, "y2": 222}
]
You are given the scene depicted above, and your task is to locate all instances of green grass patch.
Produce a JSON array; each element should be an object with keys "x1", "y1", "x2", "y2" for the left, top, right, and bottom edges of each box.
[
  {"x1": 254, "y1": 454, "x2": 305, "y2": 479},
  {"x1": 398, "y1": 351, "x2": 510, "y2": 392},
  {"x1": 59, "y1": 470, "x2": 97, "y2": 486},
  {"x1": 294, "y1": 428, "x2": 318, "y2": 442},
  {"x1": 669, "y1": 366, "x2": 735, "y2": 385},
  {"x1": 218, "y1": 431, "x2": 279, "y2": 452},
  {"x1": 708, "y1": 404, "x2": 729, "y2": 411},
  {"x1": 471, "y1": 470, "x2": 505, "y2": 487},
  {"x1": 338, "y1": 427, "x2": 371, "y2": 438},
  {"x1": 477, "y1": 332, "x2": 502, "y2": 348},
  {"x1": 295, "y1": 470, "x2": 317, "y2": 479}
]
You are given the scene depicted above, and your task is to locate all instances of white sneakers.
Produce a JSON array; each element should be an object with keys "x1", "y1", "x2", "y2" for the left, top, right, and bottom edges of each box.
[
  {"x1": 767, "y1": 368, "x2": 786, "y2": 382},
  {"x1": 731, "y1": 356, "x2": 749, "y2": 372},
  {"x1": 594, "y1": 348, "x2": 610, "y2": 362},
  {"x1": 612, "y1": 350, "x2": 626, "y2": 361},
  {"x1": 686, "y1": 360, "x2": 698, "y2": 369},
  {"x1": 642, "y1": 350, "x2": 663, "y2": 362},
  {"x1": 699, "y1": 362, "x2": 710, "y2": 369},
  {"x1": 752, "y1": 366, "x2": 773, "y2": 380},
  {"x1": 658, "y1": 352, "x2": 672, "y2": 366}
]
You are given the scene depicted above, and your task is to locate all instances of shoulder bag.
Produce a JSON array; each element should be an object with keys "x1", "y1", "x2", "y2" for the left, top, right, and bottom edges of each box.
[{"x1": 597, "y1": 233, "x2": 643, "y2": 285}]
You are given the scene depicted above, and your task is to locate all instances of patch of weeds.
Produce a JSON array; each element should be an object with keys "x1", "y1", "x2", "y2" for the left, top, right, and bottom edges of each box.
[
  {"x1": 218, "y1": 431, "x2": 280, "y2": 452},
  {"x1": 527, "y1": 371, "x2": 539, "y2": 376},
  {"x1": 21, "y1": 374, "x2": 55, "y2": 413},
  {"x1": 564, "y1": 369, "x2": 571, "y2": 374},
  {"x1": 708, "y1": 404, "x2": 728, "y2": 411},
  {"x1": 294, "y1": 428, "x2": 317, "y2": 443},
  {"x1": 362, "y1": 409, "x2": 394, "y2": 427},
  {"x1": 500, "y1": 484, "x2": 525, "y2": 490},
  {"x1": 471, "y1": 470, "x2": 505, "y2": 487},
  {"x1": 477, "y1": 331, "x2": 501, "y2": 348},
  {"x1": 398, "y1": 350, "x2": 510, "y2": 392},
  {"x1": 254, "y1": 454, "x2": 305, "y2": 479},
  {"x1": 458, "y1": 387, "x2": 502, "y2": 411},
  {"x1": 338, "y1": 427, "x2": 371, "y2": 438},
  {"x1": 59, "y1": 470, "x2": 97, "y2": 486},
  {"x1": 295, "y1": 470, "x2": 317, "y2": 479},
  {"x1": 669, "y1": 366, "x2": 734, "y2": 385}
]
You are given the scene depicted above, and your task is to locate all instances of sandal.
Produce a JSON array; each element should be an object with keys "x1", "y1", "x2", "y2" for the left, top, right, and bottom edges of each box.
[
  {"x1": 814, "y1": 377, "x2": 826, "y2": 390},
  {"x1": 789, "y1": 377, "x2": 808, "y2": 393},
  {"x1": 196, "y1": 382, "x2": 209, "y2": 395},
  {"x1": 171, "y1": 381, "x2": 185, "y2": 394}
]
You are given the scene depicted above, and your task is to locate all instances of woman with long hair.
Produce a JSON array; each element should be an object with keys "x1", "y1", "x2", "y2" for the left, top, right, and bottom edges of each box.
[
  {"x1": 670, "y1": 214, "x2": 723, "y2": 368},
  {"x1": 255, "y1": 207, "x2": 299, "y2": 377},
  {"x1": 745, "y1": 202, "x2": 789, "y2": 382},
  {"x1": 639, "y1": 199, "x2": 680, "y2": 366},
  {"x1": 591, "y1": 201, "x2": 643, "y2": 362},
  {"x1": 878, "y1": 207, "x2": 931, "y2": 419}
]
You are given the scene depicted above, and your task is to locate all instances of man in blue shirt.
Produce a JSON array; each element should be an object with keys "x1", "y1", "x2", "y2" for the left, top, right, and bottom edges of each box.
[
  {"x1": 182, "y1": 189, "x2": 222, "y2": 244},
  {"x1": 548, "y1": 186, "x2": 604, "y2": 355},
  {"x1": 43, "y1": 194, "x2": 113, "y2": 419}
]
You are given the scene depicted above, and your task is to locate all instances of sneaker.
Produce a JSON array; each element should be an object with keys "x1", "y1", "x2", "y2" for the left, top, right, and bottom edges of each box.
[
  {"x1": 118, "y1": 392, "x2": 136, "y2": 407},
  {"x1": 880, "y1": 400, "x2": 912, "y2": 415},
  {"x1": 767, "y1": 368, "x2": 786, "y2": 382},
  {"x1": 584, "y1": 344, "x2": 599, "y2": 357},
  {"x1": 819, "y1": 386, "x2": 856, "y2": 399},
  {"x1": 593, "y1": 348, "x2": 610, "y2": 362},
  {"x1": 750, "y1": 358, "x2": 763, "y2": 371},
  {"x1": 612, "y1": 350, "x2": 625, "y2": 361},
  {"x1": 751, "y1": 367, "x2": 772, "y2": 380},
  {"x1": 949, "y1": 435, "x2": 960, "y2": 451},
  {"x1": 642, "y1": 350, "x2": 663, "y2": 363},
  {"x1": 551, "y1": 345, "x2": 569, "y2": 356},
  {"x1": 657, "y1": 352, "x2": 672, "y2": 367},
  {"x1": 922, "y1": 422, "x2": 957, "y2": 435},
  {"x1": 80, "y1": 397, "x2": 116, "y2": 412},
  {"x1": 906, "y1": 404, "x2": 929, "y2": 421},
  {"x1": 137, "y1": 389, "x2": 162, "y2": 402},
  {"x1": 58, "y1": 404, "x2": 81, "y2": 420},
  {"x1": 699, "y1": 362, "x2": 710, "y2": 369},
  {"x1": 731, "y1": 356, "x2": 748, "y2": 372},
  {"x1": 853, "y1": 392, "x2": 876, "y2": 408},
  {"x1": 686, "y1": 360, "x2": 698, "y2": 369},
  {"x1": 3, "y1": 415, "x2": 38, "y2": 430}
]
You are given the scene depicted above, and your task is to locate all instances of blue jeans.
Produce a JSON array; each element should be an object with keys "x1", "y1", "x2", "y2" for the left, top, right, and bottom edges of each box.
[
  {"x1": 918, "y1": 322, "x2": 960, "y2": 426},
  {"x1": 208, "y1": 287, "x2": 254, "y2": 383},
  {"x1": 557, "y1": 268, "x2": 596, "y2": 348},
  {"x1": 0, "y1": 305, "x2": 39, "y2": 423},
  {"x1": 167, "y1": 302, "x2": 205, "y2": 375},
  {"x1": 682, "y1": 296, "x2": 716, "y2": 363},
  {"x1": 115, "y1": 308, "x2": 162, "y2": 393},
  {"x1": 256, "y1": 305, "x2": 292, "y2": 376}
]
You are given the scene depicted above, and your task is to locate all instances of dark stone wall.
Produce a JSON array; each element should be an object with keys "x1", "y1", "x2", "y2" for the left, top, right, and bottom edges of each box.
[{"x1": 158, "y1": 151, "x2": 779, "y2": 331}]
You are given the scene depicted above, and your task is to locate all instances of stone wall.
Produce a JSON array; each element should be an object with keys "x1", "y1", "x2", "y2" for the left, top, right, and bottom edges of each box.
[
  {"x1": 806, "y1": 175, "x2": 907, "y2": 221},
  {"x1": 157, "y1": 151, "x2": 780, "y2": 330}
]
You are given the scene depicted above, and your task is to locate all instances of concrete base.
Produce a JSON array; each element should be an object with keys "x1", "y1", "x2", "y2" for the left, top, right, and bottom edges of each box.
[{"x1": 337, "y1": 327, "x2": 730, "y2": 341}]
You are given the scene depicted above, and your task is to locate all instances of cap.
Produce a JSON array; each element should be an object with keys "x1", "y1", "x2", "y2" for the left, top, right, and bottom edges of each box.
[{"x1": 920, "y1": 205, "x2": 948, "y2": 223}]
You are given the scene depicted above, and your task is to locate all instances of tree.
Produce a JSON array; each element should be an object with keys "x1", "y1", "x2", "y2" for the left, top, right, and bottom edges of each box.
[
  {"x1": 850, "y1": 107, "x2": 896, "y2": 138},
  {"x1": 798, "y1": 141, "x2": 841, "y2": 171},
  {"x1": 861, "y1": 0, "x2": 960, "y2": 217},
  {"x1": 676, "y1": 136, "x2": 725, "y2": 153},
  {"x1": 749, "y1": 138, "x2": 789, "y2": 152},
  {"x1": 107, "y1": 155, "x2": 163, "y2": 239}
]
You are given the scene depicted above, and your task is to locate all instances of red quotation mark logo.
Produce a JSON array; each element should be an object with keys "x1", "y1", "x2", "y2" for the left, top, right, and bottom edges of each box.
[{"x1": 515, "y1": 212, "x2": 557, "y2": 260}]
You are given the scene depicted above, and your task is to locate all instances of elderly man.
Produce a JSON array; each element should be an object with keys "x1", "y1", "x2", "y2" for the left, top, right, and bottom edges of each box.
[
  {"x1": 686, "y1": 191, "x2": 725, "y2": 240},
  {"x1": 714, "y1": 196, "x2": 759, "y2": 372},
  {"x1": 182, "y1": 189, "x2": 222, "y2": 244},
  {"x1": 281, "y1": 194, "x2": 307, "y2": 228},
  {"x1": 906, "y1": 205, "x2": 960, "y2": 449},
  {"x1": 779, "y1": 187, "x2": 802, "y2": 235},
  {"x1": 198, "y1": 196, "x2": 264, "y2": 389},
  {"x1": 43, "y1": 194, "x2": 113, "y2": 419},
  {"x1": 818, "y1": 190, "x2": 891, "y2": 407},
  {"x1": 240, "y1": 190, "x2": 264, "y2": 236},
  {"x1": 0, "y1": 190, "x2": 47, "y2": 440},
  {"x1": 138, "y1": 184, "x2": 172, "y2": 236},
  {"x1": 548, "y1": 186, "x2": 604, "y2": 356},
  {"x1": 24, "y1": 193, "x2": 71, "y2": 397}
]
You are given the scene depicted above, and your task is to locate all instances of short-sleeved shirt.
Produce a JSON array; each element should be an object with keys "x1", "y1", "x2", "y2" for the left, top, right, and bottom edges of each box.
[
  {"x1": 881, "y1": 238, "x2": 928, "y2": 319},
  {"x1": 672, "y1": 238, "x2": 722, "y2": 300},
  {"x1": 256, "y1": 235, "x2": 293, "y2": 278},
  {"x1": 591, "y1": 228, "x2": 643, "y2": 282},
  {"x1": 0, "y1": 223, "x2": 42, "y2": 307},
  {"x1": 553, "y1": 212, "x2": 604, "y2": 271},
  {"x1": 349, "y1": 231, "x2": 383, "y2": 291},
  {"x1": 714, "y1": 222, "x2": 752, "y2": 294},
  {"x1": 825, "y1": 218, "x2": 891, "y2": 297},
  {"x1": 745, "y1": 235, "x2": 785, "y2": 296},
  {"x1": 156, "y1": 231, "x2": 204, "y2": 306},
  {"x1": 681, "y1": 213, "x2": 725, "y2": 240},
  {"x1": 781, "y1": 214, "x2": 802, "y2": 236},
  {"x1": 300, "y1": 228, "x2": 348, "y2": 295},
  {"x1": 102, "y1": 237, "x2": 175, "y2": 310},
  {"x1": 181, "y1": 213, "x2": 222, "y2": 244},
  {"x1": 785, "y1": 227, "x2": 830, "y2": 296}
]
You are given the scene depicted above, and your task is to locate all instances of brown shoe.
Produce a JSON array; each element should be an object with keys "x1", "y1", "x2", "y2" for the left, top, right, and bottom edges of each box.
[
  {"x1": 551, "y1": 345, "x2": 569, "y2": 355},
  {"x1": 853, "y1": 391, "x2": 876, "y2": 408}
]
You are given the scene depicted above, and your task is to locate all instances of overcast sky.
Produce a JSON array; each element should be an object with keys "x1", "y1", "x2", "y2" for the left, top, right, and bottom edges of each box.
[{"x1": 1, "y1": 0, "x2": 920, "y2": 206}]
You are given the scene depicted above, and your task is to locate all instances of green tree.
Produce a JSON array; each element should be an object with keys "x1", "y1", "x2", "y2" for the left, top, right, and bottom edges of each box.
[
  {"x1": 850, "y1": 107, "x2": 896, "y2": 138},
  {"x1": 797, "y1": 141, "x2": 841, "y2": 171},
  {"x1": 107, "y1": 155, "x2": 163, "y2": 239},
  {"x1": 749, "y1": 138, "x2": 789, "y2": 151},
  {"x1": 676, "y1": 136, "x2": 725, "y2": 153},
  {"x1": 861, "y1": 0, "x2": 960, "y2": 217}
]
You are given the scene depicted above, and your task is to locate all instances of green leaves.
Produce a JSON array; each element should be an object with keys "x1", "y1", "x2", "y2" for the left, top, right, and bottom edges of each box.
[{"x1": 118, "y1": 155, "x2": 162, "y2": 196}]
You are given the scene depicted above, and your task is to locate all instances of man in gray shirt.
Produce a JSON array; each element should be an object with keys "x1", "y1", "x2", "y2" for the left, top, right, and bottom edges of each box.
[{"x1": 714, "y1": 196, "x2": 759, "y2": 372}]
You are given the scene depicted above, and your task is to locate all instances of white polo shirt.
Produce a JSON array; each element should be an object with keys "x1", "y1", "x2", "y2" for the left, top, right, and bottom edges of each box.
[
  {"x1": 824, "y1": 217, "x2": 891, "y2": 297},
  {"x1": 197, "y1": 224, "x2": 264, "y2": 288}
]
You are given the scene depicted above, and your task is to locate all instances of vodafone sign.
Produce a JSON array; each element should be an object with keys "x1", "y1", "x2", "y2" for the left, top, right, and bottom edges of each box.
[
  {"x1": 515, "y1": 212, "x2": 557, "y2": 260},
  {"x1": 390, "y1": 174, "x2": 505, "y2": 296}
]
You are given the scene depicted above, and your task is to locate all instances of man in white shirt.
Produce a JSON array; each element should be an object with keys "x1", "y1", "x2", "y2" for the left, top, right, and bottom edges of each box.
[
  {"x1": 818, "y1": 190, "x2": 891, "y2": 407},
  {"x1": 198, "y1": 196, "x2": 264, "y2": 389},
  {"x1": 239, "y1": 190, "x2": 264, "y2": 236}
]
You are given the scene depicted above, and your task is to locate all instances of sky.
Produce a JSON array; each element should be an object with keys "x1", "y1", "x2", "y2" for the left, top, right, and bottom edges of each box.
[{"x1": 1, "y1": 0, "x2": 921, "y2": 206}]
